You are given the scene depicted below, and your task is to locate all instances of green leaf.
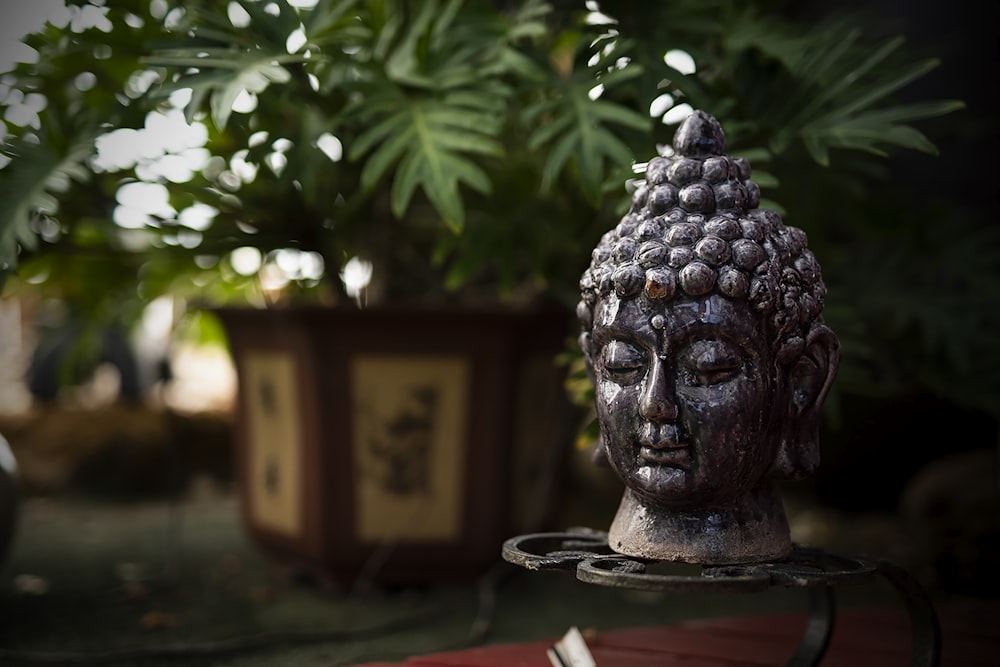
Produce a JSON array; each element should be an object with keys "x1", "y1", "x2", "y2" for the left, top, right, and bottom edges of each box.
[
  {"x1": 303, "y1": 0, "x2": 361, "y2": 35},
  {"x1": 525, "y1": 105, "x2": 574, "y2": 149},
  {"x1": 539, "y1": 131, "x2": 576, "y2": 193},
  {"x1": 430, "y1": 0, "x2": 463, "y2": 44},
  {"x1": 0, "y1": 132, "x2": 95, "y2": 275},
  {"x1": 527, "y1": 82, "x2": 648, "y2": 203},
  {"x1": 385, "y1": 1, "x2": 438, "y2": 82},
  {"x1": 213, "y1": 60, "x2": 293, "y2": 129},
  {"x1": 350, "y1": 111, "x2": 414, "y2": 160},
  {"x1": 590, "y1": 99, "x2": 650, "y2": 132},
  {"x1": 358, "y1": 125, "x2": 414, "y2": 191},
  {"x1": 146, "y1": 45, "x2": 305, "y2": 125},
  {"x1": 392, "y1": 150, "x2": 491, "y2": 232},
  {"x1": 791, "y1": 37, "x2": 905, "y2": 126},
  {"x1": 748, "y1": 169, "x2": 779, "y2": 188},
  {"x1": 351, "y1": 88, "x2": 505, "y2": 228},
  {"x1": 840, "y1": 100, "x2": 966, "y2": 126},
  {"x1": 802, "y1": 132, "x2": 830, "y2": 166},
  {"x1": 826, "y1": 61, "x2": 940, "y2": 126},
  {"x1": 792, "y1": 26, "x2": 861, "y2": 80}
]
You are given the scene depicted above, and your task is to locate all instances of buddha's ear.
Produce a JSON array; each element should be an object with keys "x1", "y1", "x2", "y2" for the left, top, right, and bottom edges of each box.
[
  {"x1": 591, "y1": 431, "x2": 611, "y2": 467},
  {"x1": 579, "y1": 331, "x2": 612, "y2": 467},
  {"x1": 579, "y1": 331, "x2": 595, "y2": 380},
  {"x1": 771, "y1": 325, "x2": 839, "y2": 480}
]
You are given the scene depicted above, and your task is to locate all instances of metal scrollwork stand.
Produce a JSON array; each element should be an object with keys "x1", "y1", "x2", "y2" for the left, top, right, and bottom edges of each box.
[{"x1": 502, "y1": 529, "x2": 941, "y2": 667}]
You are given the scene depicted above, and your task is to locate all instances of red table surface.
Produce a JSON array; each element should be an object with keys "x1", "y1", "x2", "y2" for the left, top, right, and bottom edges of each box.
[{"x1": 351, "y1": 598, "x2": 998, "y2": 667}]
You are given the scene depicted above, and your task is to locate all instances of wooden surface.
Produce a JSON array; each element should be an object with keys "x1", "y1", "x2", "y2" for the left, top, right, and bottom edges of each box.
[{"x1": 352, "y1": 598, "x2": 997, "y2": 667}]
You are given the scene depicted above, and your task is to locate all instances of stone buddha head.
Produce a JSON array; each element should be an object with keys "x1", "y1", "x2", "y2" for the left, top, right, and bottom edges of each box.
[{"x1": 577, "y1": 111, "x2": 839, "y2": 565}]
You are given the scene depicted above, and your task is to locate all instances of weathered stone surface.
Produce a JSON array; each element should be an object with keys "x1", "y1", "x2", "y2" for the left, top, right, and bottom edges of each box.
[{"x1": 576, "y1": 111, "x2": 840, "y2": 564}]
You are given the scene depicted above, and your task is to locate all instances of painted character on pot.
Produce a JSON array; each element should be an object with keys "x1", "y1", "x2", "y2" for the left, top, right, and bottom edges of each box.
[{"x1": 577, "y1": 111, "x2": 839, "y2": 565}]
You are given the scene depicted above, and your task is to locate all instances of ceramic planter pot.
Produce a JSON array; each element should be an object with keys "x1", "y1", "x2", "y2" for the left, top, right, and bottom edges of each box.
[
  {"x1": 215, "y1": 305, "x2": 575, "y2": 587},
  {"x1": 0, "y1": 433, "x2": 17, "y2": 568}
]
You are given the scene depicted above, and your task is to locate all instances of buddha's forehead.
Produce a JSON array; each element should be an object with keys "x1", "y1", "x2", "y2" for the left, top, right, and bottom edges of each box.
[{"x1": 594, "y1": 293, "x2": 763, "y2": 344}]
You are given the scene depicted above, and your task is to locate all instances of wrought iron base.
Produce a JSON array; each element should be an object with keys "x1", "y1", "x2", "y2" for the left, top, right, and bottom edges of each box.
[{"x1": 502, "y1": 529, "x2": 941, "y2": 667}]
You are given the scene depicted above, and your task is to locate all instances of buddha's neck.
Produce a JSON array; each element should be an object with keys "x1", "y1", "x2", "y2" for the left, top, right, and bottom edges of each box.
[{"x1": 608, "y1": 484, "x2": 792, "y2": 565}]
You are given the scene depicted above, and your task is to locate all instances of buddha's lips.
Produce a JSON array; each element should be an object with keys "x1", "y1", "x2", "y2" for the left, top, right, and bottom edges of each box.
[
  {"x1": 638, "y1": 443, "x2": 691, "y2": 467},
  {"x1": 638, "y1": 423, "x2": 686, "y2": 450}
]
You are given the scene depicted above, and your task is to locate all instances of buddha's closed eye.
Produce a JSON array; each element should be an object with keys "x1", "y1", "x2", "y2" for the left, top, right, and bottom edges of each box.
[
  {"x1": 600, "y1": 340, "x2": 645, "y2": 384},
  {"x1": 678, "y1": 339, "x2": 745, "y2": 386},
  {"x1": 600, "y1": 337, "x2": 746, "y2": 387}
]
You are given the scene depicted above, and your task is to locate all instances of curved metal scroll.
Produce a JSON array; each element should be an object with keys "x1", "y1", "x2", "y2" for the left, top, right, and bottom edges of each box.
[{"x1": 502, "y1": 530, "x2": 941, "y2": 667}]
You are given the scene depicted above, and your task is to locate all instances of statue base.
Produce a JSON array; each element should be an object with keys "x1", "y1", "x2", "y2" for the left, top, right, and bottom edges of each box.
[
  {"x1": 608, "y1": 487, "x2": 792, "y2": 564},
  {"x1": 502, "y1": 529, "x2": 941, "y2": 667}
]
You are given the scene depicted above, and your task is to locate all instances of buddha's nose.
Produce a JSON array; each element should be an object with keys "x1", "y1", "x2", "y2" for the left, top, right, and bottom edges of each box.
[{"x1": 639, "y1": 357, "x2": 679, "y2": 422}]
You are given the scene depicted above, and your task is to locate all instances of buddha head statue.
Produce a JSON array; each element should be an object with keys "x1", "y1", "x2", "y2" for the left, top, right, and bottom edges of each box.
[{"x1": 576, "y1": 110, "x2": 839, "y2": 564}]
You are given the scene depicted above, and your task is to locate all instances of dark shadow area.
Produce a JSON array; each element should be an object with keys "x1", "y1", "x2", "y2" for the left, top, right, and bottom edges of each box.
[
  {"x1": 0, "y1": 484, "x2": 927, "y2": 667},
  {"x1": 1, "y1": 1, "x2": 998, "y2": 665}
]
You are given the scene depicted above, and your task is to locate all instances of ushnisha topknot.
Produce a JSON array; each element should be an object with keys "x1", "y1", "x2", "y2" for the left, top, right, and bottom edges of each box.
[{"x1": 578, "y1": 110, "x2": 828, "y2": 363}]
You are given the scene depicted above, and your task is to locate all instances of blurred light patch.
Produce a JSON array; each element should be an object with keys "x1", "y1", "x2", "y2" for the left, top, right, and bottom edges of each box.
[
  {"x1": 2, "y1": 90, "x2": 47, "y2": 129},
  {"x1": 340, "y1": 256, "x2": 373, "y2": 303},
  {"x1": 271, "y1": 138, "x2": 293, "y2": 153},
  {"x1": 299, "y1": 251, "x2": 324, "y2": 281},
  {"x1": 164, "y1": 7, "x2": 185, "y2": 30},
  {"x1": 662, "y1": 102, "x2": 694, "y2": 126},
  {"x1": 664, "y1": 49, "x2": 696, "y2": 75},
  {"x1": 286, "y1": 26, "x2": 307, "y2": 54},
  {"x1": 650, "y1": 93, "x2": 674, "y2": 118},
  {"x1": 168, "y1": 88, "x2": 192, "y2": 108},
  {"x1": 230, "y1": 247, "x2": 263, "y2": 276},
  {"x1": 163, "y1": 344, "x2": 236, "y2": 414},
  {"x1": 218, "y1": 171, "x2": 242, "y2": 191},
  {"x1": 114, "y1": 181, "x2": 176, "y2": 229},
  {"x1": 124, "y1": 12, "x2": 144, "y2": 29},
  {"x1": 0, "y1": 0, "x2": 71, "y2": 71},
  {"x1": 227, "y1": 1, "x2": 251, "y2": 28},
  {"x1": 264, "y1": 151, "x2": 287, "y2": 177},
  {"x1": 258, "y1": 262, "x2": 289, "y2": 292},
  {"x1": 269, "y1": 248, "x2": 325, "y2": 284},
  {"x1": 116, "y1": 181, "x2": 173, "y2": 211},
  {"x1": 142, "y1": 295, "x2": 175, "y2": 342},
  {"x1": 231, "y1": 89, "x2": 258, "y2": 114},
  {"x1": 126, "y1": 70, "x2": 160, "y2": 98},
  {"x1": 94, "y1": 108, "x2": 208, "y2": 174},
  {"x1": 316, "y1": 133, "x2": 342, "y2": 162},
  {"x1": 178, "y1": 203, "x2": 218, "y2": 231},
  {"x1": 194, "y1": 254, "x2": 218, "y2": 269},
  {"x1": 150, "y1": 0, "x2": 168, "y2": 20},
  {"x1": 177, "y1": 229, "x2": 202, "y2": 249},
  {"x1": 113, "y1": 206, "x2": 152, "y2": 230},
  {"x1": 248, "y1": 130, "x2": 269, "y2": 147},
  {"x1": 69, "y1": 4, "x2": 112, "y2": 33},
  {"x1": 74, "y1": 71, "x2": 97, "y2": 91},
  {"x1": 585, "y1": 11, "x2": 616, "y2": 25},
  {"x1": 229, "y1": 150, "x2": 259, "y2": 184}
]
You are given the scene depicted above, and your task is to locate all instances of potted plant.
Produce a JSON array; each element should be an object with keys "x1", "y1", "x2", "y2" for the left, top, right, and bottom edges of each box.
[{"x1": 0, "y1": 0, "x2": 982, "y2": 584}]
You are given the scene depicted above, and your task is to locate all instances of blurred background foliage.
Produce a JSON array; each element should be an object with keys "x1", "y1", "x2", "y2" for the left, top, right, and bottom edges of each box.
[{"x1": 0, "y1": 0, "x2": 995, "y2": 429}]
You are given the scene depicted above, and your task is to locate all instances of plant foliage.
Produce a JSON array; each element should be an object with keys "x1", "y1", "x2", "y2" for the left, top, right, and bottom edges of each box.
[{"x1": 2, "y1": 0, "x2": 994, "y2": 420}]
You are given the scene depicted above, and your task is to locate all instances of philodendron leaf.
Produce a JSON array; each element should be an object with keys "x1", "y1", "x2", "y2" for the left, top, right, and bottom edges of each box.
[
  {"x1": 351, "y1": 94, "x2": 503, "y2": 232},
  {"x1": 527, "y1": 88, "x2": 648, "y2": 204},
  {"x1": 146, "y1": 49, "x2": 301, "y2": 129},
  {"x1": 762, "y1": 24, "x2": 962, "y2": 164},
  {"x1": 799, "y1": 100, "x2": 963, "y2": 166},
  {"x1": 210, "y1": 59, "x2": 293, "y2": 130},
  {"x1": 523, "y1": 28, "x2": 648, "y2": 205},
  {"x1": 0, "y1": 133, "x2": 94, "y2": 281}
]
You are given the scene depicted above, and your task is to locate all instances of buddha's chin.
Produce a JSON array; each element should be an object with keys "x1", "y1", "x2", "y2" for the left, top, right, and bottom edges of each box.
[{"x1": 629, "y1": 464, "x2": 692, "y2": 503}]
